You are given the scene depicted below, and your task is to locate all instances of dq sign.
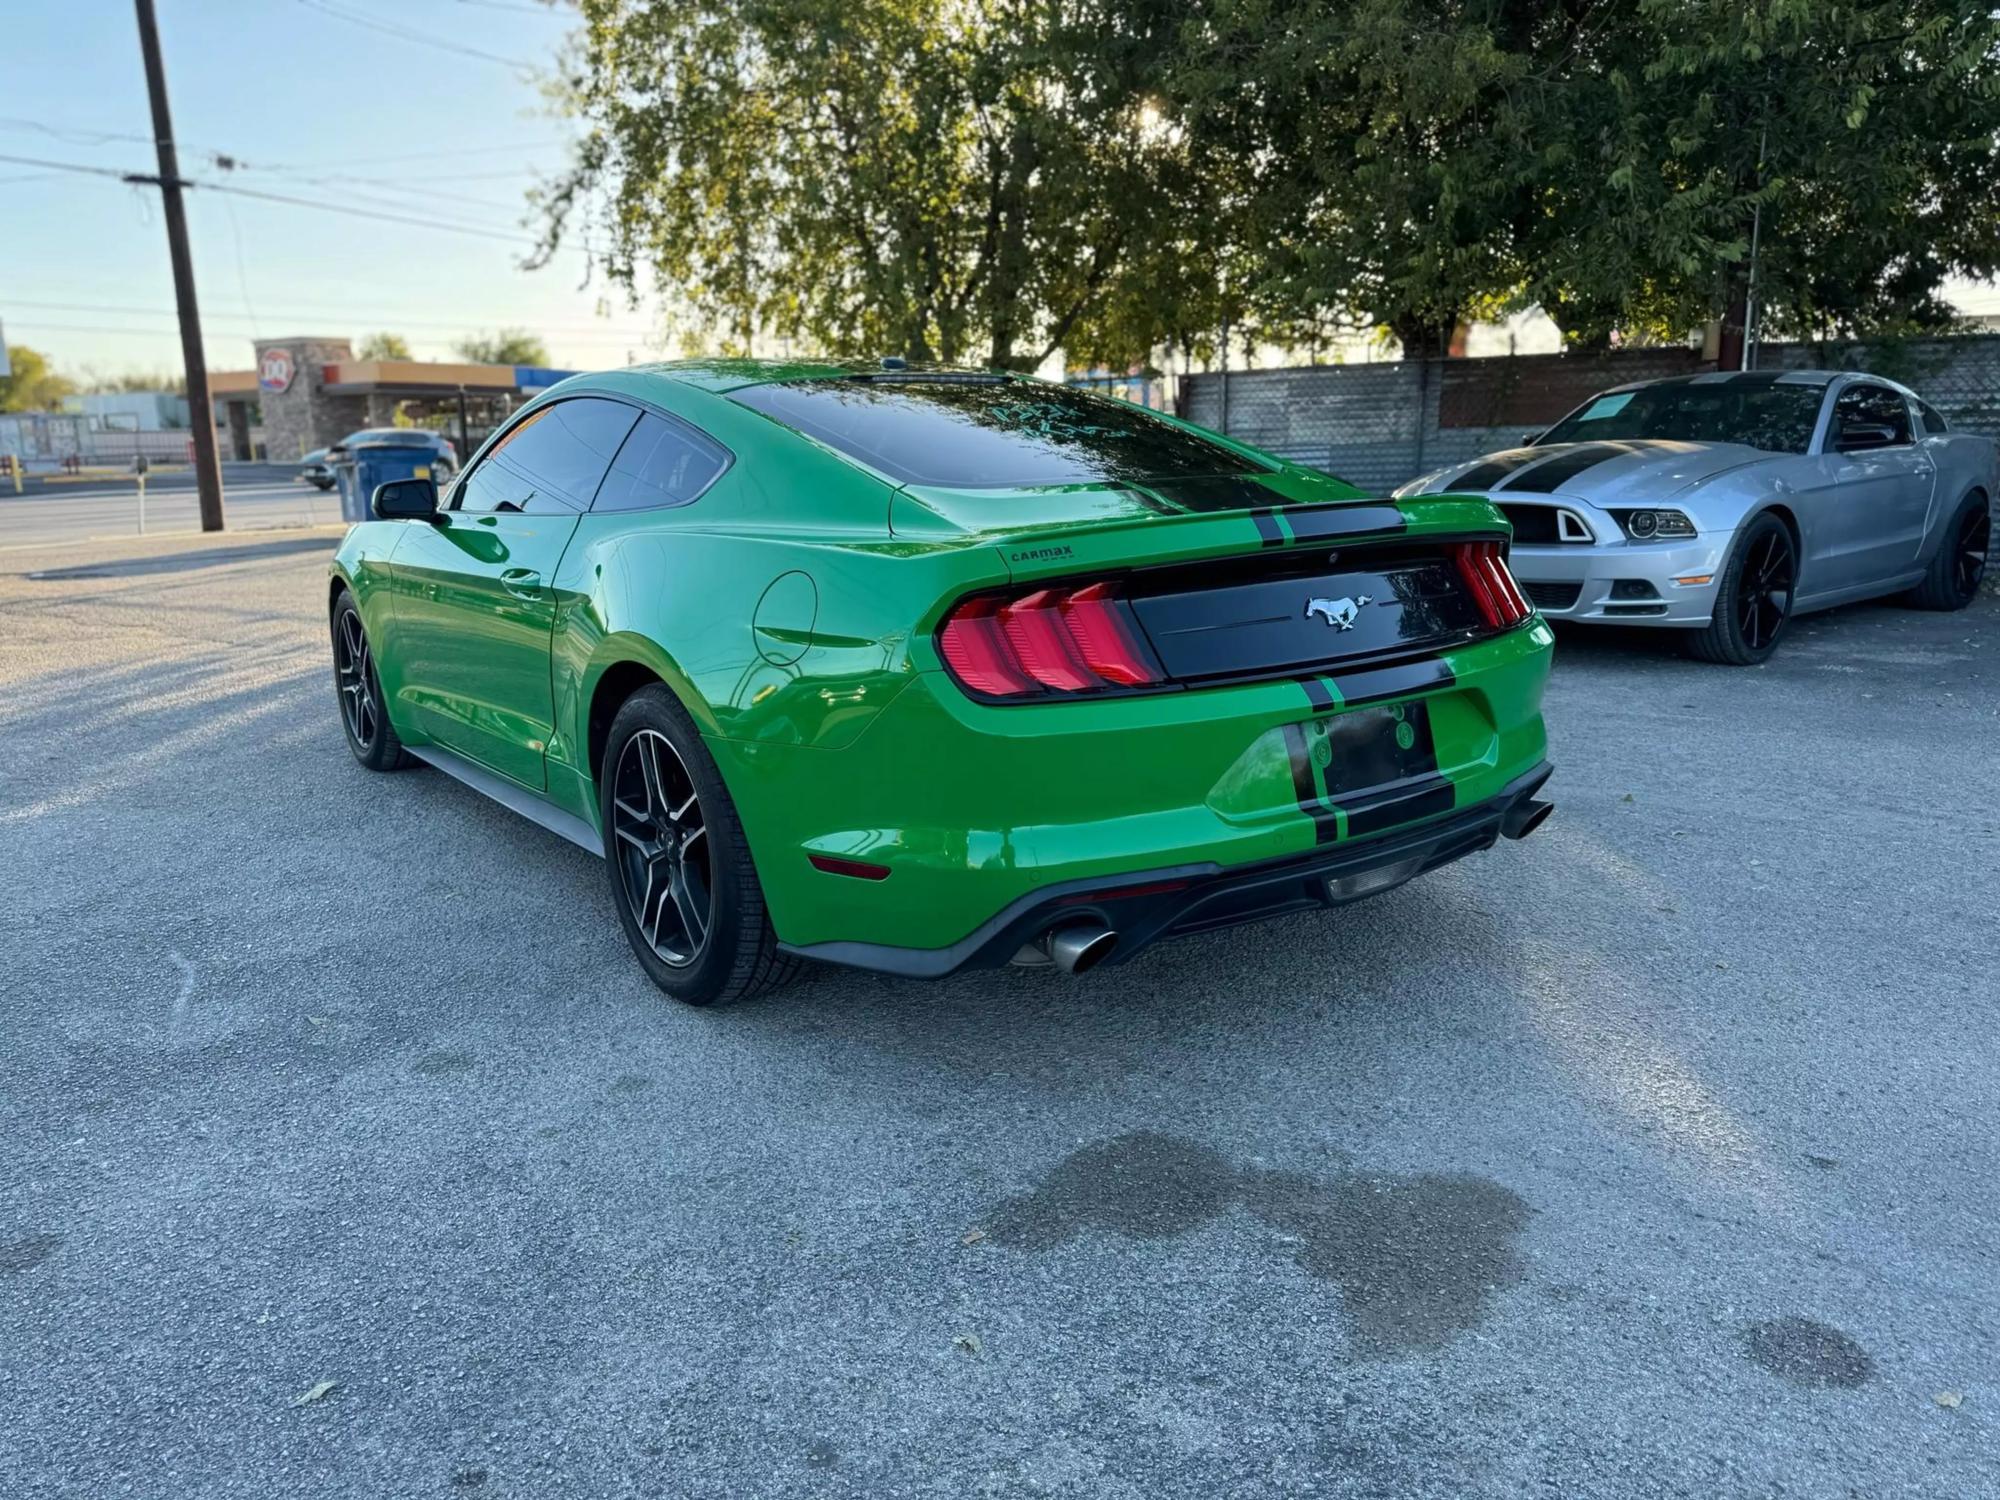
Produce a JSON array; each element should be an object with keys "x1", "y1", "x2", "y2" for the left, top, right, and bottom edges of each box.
[{"x1": 259, "y1": 347, "x2": 296, "y2": 393}]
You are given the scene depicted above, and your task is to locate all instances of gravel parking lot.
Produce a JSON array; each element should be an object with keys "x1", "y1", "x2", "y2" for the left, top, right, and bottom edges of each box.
[{"x1": 3, "y1": 528, "x2": 1995, "y2": 1498}]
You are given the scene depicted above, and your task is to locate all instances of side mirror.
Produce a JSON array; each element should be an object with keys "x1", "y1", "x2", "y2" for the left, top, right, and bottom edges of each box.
[
  {"x1": 1521, "y1": 431, "x2": 1544, "y2": 447},
  {"x1": 1836, "y1": 421, "x2": 1898, "y2": 453},
  {"x1": 372, "y1": 476, "x2": 441, "y2": 521}
]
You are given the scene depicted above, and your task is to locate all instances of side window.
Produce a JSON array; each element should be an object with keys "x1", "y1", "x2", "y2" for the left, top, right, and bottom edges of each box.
[
  {"x1": 1918, "y1": 400, "x2": 1949, "y2": 435},
  {"x1": 454, "y1": 397, "x2": 637, "y2": 514},
  {"x1": 1832, "y1": 383, "x2": 1913, "y2": 446},
  {"x1": 591, "y1": 411, "x2": 731, "y2": 512}
]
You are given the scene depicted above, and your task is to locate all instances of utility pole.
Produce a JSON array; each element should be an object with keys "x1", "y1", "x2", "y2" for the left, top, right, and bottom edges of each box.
[{"x1": 132, "y1": 0, "x2": 224, "y2": 531}]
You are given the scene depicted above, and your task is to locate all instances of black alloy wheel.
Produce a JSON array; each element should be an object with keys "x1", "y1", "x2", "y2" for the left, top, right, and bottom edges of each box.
[
  {"x1": 610, "y1": 728, "x2": 713, "y2": 969},
  {"x1": 332, "y1": 594, "x2": 411, "y2": 770},
  {"x1": 1908, "y1": 496, "x2": 1990, "y2": 611},
  {"x1": 1955, "y1": 505, "x2": 1992, "y2": 598},
  {"x1": 1687, "y1": 513, "x2": 1795, "y2": 666},
  {"x1": 598, "y1": 686, "x2": 800, "y2": 1006},
  {"x1": 336, "y1": 609, "x2": 380, "y2": 751},
  {"x1": 1735, "y1": 524, "x2": 1795, "y2": 654}
]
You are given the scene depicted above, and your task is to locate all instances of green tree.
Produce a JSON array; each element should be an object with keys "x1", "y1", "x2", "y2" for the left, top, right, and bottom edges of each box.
[
  {"x1": 536, "y1": 0, "x2": 1185, "y2": 369},
  {"x1": 0, "y1": 345, "x2": 77, "y2": 412},
  {"x1": 358, "y1": 331, "x2": 412, "y2": 360},
  {"x1": 453, "y1": 329, "x2": 551, "y2": 365}
]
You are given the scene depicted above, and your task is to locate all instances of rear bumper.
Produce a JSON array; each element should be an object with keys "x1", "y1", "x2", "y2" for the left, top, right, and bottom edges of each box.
[{"x1": 781, "y1": 762, "x2": 1553, "y2": 978}]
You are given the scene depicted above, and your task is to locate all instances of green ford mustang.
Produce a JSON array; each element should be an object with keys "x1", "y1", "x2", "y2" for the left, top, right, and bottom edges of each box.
[{"x1": 329, "y1": 361, "x2": 1555, "y2": 1004}]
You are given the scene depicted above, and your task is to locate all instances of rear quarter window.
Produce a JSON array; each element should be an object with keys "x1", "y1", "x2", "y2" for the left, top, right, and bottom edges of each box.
[
  {"x1": 731, "y1": 377, "x2": 1266, "y2": 489},
  {"x1": 591, "y1": 412, "x2": 731, "y2": 512}
]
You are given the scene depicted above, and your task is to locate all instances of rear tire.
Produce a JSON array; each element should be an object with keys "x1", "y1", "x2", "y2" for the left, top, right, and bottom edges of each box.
[
  {"x1": 1905, "y1": 493, "x2": 1989, "y2": 611},
  {"x1": 599, "y1": 685, "x2": 800, "y2": 1006},
  {"x1": 1686, "y1": 513, "x2": 1795, "y2": 666},
  {"x1": 331, "y1": 591, "x2": 412, "y2": 770}
]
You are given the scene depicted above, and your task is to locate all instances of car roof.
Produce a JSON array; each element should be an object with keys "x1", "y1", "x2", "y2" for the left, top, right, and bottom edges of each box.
[{"x1": 1604, "y1": 368, "x2": 1915, "y2": 397}]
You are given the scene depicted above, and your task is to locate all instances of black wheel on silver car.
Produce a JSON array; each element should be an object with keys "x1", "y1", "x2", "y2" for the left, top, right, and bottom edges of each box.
[
  {"x1": 1686, "y1": 513, "x2": 1795, "y2": 666},
  {"x1": 331, "y1": 591, "x2": 411, "y2": 770},
  {"x1": 1906, "y1": 493, "x2": 1989, "y2": 611},
  {"x1": 600, "y1": 685, "x2": 800, "y2": 1006}
]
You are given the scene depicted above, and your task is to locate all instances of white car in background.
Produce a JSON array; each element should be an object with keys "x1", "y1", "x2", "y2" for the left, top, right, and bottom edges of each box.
[{"x1": 1396, "y1": 370, "x2": 1994, "y2": 664}]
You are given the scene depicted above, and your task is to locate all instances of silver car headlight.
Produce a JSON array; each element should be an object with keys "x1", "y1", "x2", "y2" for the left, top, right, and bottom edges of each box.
[{"x1": 1609, "y1": 508, "x2": 1697, "y2": 541}]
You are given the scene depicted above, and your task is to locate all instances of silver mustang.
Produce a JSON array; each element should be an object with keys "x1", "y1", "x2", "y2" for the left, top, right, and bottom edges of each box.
[{"x1": 1395, "y1": 370, "x2": 1995, "y2": 663}]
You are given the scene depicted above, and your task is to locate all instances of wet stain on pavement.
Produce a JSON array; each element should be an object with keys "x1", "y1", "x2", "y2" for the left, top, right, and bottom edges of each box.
[
  {"x1": 987, "y1": 1132, "x2": 1529, "y2": 1356},
  {"x1": 609, "y1": 1074, "x2": 653, "y2": 1096},
  {"x1": 1242, "y1": 1168, "x2": 1531, "y2": 1356},
  {"x1": 0, "y1": 1232, "x2": 61, "y2": 1274},
  {"x1": 987, "y1": 1132, "x2": 1238, "y2": 1249},
  {"x1": 1743, "y1": 1317, "x2": 1875, "y2": 1388}
]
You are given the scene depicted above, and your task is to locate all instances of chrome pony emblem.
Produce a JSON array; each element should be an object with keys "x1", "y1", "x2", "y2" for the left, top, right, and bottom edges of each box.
[{"x1": 1305, "y1": 595, "x2": 1371, "y2": 630}]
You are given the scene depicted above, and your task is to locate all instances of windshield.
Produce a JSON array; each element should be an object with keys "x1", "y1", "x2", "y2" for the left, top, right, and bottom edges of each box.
[
  {"x1": 731, "y1": 377, "x2": 1265, "y2": 489},
  {"x1": 1539, "y1": 381, "x2": 1828, "y2": 454}
]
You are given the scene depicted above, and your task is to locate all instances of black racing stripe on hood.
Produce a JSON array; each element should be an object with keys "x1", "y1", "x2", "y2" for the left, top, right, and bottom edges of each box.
[
  {"x1": 1449, "y1": 450, "x2": 1545, "y2": 491},
  {"x1": 1497, "y1": 443, "x2": 1635, "y2": 494}
]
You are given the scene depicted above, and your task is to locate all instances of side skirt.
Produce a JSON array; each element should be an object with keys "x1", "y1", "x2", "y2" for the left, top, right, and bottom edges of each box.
[{"x1": 407, "y1": 744, "x2": 605, "y2": 857}]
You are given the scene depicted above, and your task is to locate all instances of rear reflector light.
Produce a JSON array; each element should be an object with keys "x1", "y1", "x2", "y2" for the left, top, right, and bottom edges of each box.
[
  {"x1": 808, "y1": 853, "x2": 892, "y2": 880},
  {"x1": 939, "y1": 580, "x2": 1164, "y2": 699},
  {"x1": 1450, "y1": 541, "x2": 1534, "y2": 629}
]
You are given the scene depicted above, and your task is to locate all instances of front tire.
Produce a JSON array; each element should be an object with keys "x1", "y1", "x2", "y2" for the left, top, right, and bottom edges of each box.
[
  {"x1": 1906, "y1": 494, "x2": 1989, "y2": 612},
  {"x1": 1686, "y1": 513, "x2": 1796, "y2": 666},
  {"x1": 599, "y1": 686, "x2": 799, "y2": 1006},
  {"x1": 331, "y1": 592, "x2": 411, "y2": 770}
]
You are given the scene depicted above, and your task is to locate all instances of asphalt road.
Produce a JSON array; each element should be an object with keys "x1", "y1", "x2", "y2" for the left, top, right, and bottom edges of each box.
[
  {"x1": 0, "y1": 464, "x2": 335, "y2": 549},
  {"x1": 2, "y1": 531, "x2": 1995, "y2": 1498}
]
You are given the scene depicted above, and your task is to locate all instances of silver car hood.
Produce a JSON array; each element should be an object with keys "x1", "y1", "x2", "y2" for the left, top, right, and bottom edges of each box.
[{"x1": 1419, "y1": 439, "x2": 1783, "y2": 505}]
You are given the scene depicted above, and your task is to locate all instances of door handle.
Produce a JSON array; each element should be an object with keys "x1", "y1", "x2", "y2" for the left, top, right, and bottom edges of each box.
[{"x1": 500, "y1": 567, "x2": 543, "y2": 600}]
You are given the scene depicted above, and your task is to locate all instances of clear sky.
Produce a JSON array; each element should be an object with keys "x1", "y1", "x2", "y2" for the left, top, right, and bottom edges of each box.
[{"x1": 0, "y1": 0, "x2": 662, "y2": 380}]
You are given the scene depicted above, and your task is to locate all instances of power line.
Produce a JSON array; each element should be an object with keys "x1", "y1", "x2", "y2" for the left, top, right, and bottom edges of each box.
[
  {"x1": 194, "y1": 177, "x2": 545, "y2": 245},
  {"x1": 0, "y1": 116, "x2": 160, "y2": 149},
  {"x1": 448, "y1": 0, "x2": 571, "y2": 15},
  {"x1": 5, "y1": 297, "x2": 649, "y2": 338},
  {"x1": 0, "y1": 151, "x2": 140, "y2": 181},
  {"x1": 294, "y1": 0, "x2": 541, "y2": 71},
  {"x1": 231, "y1": 140, "x2": 571, "y2": 170},
  {"x1": 0, "y1": 152, "x2": 560, "y2": 249},
  {"x1": 12, "y1": 315, "x2": 657, "y2": 348}
]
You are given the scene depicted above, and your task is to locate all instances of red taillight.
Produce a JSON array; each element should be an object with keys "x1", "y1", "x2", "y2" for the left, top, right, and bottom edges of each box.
[
  {"x1": 938, "y1": 595, "x2": 1036, "y2": 697},
  {"x1": 1451, "y1": 541, "x2": 1533, "y2": 630},
  {"x1": 1060, "y1": 582, "x2": 1159, "y2": 685},
  {"x1": 939, "y1": 580, "x2": 1164, "y2": 700},
  {"x1": 1000, "y1": 589, "x2": 1100, "y2": 692}
]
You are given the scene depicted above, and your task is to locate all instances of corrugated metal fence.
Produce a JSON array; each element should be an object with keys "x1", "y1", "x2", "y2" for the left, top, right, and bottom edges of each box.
[{"x1": 1181, "y1": 334, "x2": 2000, "y2": 493}]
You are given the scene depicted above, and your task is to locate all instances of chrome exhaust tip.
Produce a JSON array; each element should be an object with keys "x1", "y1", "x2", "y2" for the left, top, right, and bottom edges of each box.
[
  {"x1": 1045, "y1": 920, "x2": 1118, "y2": 976},
  {"x1": 1502, "y1": 798, "x2": 1554, "y2": 840}
]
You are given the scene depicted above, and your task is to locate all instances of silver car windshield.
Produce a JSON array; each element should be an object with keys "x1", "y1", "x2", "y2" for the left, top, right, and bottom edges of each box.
[{"x1": 1540, "y1": 382, "x2": 1827, "y2": 454}]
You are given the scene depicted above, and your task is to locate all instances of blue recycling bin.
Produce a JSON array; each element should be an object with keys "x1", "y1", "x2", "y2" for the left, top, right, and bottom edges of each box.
[{"x1": 333, "y1": 440, "x2": 446, "y2": 523}]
